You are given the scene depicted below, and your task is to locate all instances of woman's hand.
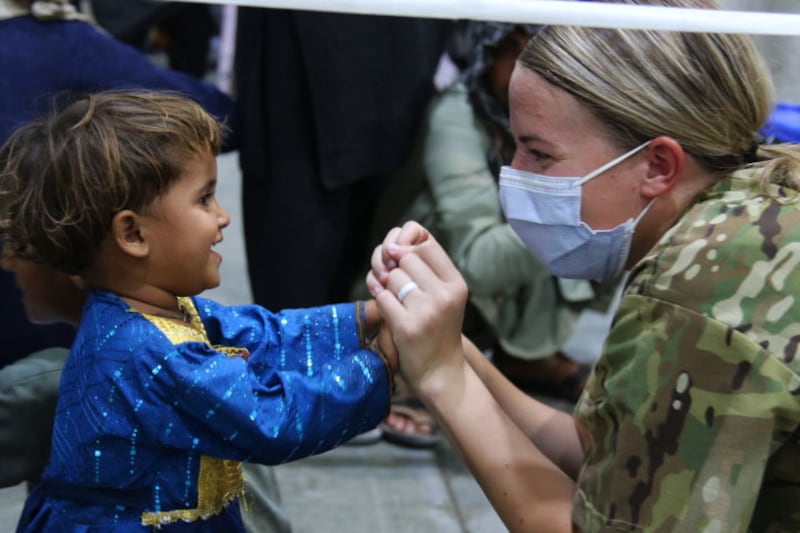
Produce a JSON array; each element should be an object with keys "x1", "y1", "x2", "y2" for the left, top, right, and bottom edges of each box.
[
  {"x1": 370, "y1": 230, "x2": 469, "y2": 395},
  {"x1": 366, "y1": 221, "x2": 430, "y2": 294}
]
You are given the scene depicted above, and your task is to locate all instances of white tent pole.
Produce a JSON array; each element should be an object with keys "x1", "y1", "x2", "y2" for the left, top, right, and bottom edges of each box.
[
  {"x1": 163, "y1": 0, "x2": 800, "y2": 36},
  {"x1": 215, "y1": 5, "x2": 237, "y2": 95}
]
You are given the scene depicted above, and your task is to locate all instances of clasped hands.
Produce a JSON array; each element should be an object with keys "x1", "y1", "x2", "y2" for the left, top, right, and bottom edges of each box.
[{"x1": 365, "y1": 221, "x2": 469, "y2": 394}]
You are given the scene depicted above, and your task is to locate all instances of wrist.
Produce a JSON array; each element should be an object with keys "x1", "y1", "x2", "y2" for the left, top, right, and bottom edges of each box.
[
  {"x1": 356, "y1": 300, "x2": 382, "y2": 346},
  {"x1": 367, "y1": 336, "x2": 397, "y2": 396},
  {"x1": 410, "y1": 354, "x2": 469, "y2": 413}
]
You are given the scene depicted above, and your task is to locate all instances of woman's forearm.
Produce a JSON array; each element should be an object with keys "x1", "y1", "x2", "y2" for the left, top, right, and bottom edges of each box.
[
  {"x1": 462, "y1": 336, "x2": 584, "y2": 479},
  {"x1": 418, "y1": 357, "x2": 575, "y2": 532}
]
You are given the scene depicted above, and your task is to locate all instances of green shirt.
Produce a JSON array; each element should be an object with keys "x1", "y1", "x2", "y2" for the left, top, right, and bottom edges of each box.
[{"x1": 573, "y1": 168, "x2": 800, "y2": 531}]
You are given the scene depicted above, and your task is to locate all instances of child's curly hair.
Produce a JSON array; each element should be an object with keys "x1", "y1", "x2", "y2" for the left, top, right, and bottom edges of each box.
[{"x1": 0, "y1": 90, "x2": 225, "y2": 274}]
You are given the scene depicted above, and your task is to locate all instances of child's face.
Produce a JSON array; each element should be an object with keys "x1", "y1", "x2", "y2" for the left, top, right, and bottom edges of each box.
[
  {"x1": 0, "y1": 254, "x2": 86, "y2": 326},
  {"x1": 142, "y1": 150, "x2": 230, "y2": 296}
]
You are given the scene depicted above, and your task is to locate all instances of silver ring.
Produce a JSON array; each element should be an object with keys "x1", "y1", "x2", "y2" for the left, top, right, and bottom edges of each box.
[{"x1": 396, "y1": 281, "x2": 419, "y2": 303}]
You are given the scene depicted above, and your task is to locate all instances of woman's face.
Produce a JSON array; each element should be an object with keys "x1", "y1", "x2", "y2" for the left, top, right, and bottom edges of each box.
[{"x1": 507, "y1": 65, "x2": 650, "y2": 230}]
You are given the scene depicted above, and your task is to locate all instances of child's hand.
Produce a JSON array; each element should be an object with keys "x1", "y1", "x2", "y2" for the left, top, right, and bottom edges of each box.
[
  {"x1": 375, "y1": 325, "x2": 398, "y2": 372},
  {"x1": 361, "y1": 299, "x2": 382, "y2": 340},
  {"x1": 360, "y1": 299, "x2": 397, "y2": 372}
]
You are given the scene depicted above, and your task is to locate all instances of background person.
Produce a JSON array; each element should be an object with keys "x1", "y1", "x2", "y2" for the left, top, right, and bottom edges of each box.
[
  {"x1": 235, "y1": 9, "x2": 451, "y2": 311},
  {"x1": 355, "y1": 20, "x2": 620, "y2": 448},
  {"x1": 357, "y1": 21, "x2": 619, "y2": 404}
]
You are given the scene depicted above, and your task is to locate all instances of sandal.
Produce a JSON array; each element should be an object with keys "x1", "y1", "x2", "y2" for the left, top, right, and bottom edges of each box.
[
  {"x1": 344, "y1": 426, "x2": 383, "y2": 446},
  {"x1": 380, "y1": 399, "x2": 441, "y2": 449},
  {"x1": 492, "y1": 350, "x2": 591, "y2": 402}
]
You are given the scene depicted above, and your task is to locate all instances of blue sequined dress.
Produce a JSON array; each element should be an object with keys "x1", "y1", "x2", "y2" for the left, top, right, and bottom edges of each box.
[{"x1": 17, "y1": 289, "x2": 391, "y2": 532}]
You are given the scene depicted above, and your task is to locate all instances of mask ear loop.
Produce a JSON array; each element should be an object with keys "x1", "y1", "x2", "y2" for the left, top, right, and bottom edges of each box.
[
  {"x1": 575, "y1": 141, "x2": 651, "y2": 186},
  {"x1": 632, "y1": 197, "x2": 655, "y2": 225},
  {"x1": 608, "y1": 193, "x2": 656, "y2": 278}
]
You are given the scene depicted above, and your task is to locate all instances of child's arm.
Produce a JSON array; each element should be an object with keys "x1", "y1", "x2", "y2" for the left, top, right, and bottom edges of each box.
[{"x1": 123, "y1": 299, "x2": 392, "y2": 463}]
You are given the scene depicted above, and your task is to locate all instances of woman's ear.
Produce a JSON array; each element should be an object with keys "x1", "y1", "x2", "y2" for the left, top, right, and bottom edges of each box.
[
  {"x1": 641, "y1": 136, "x2": 684, "y2": 198},
  {"x1": 111, "y1": 209, "x2": 149, "y2": 258}
]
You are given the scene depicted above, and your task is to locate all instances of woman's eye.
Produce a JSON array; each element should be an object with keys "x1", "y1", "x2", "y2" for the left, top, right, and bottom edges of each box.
[
  {"x1": 529, "y1": 149, "x2": 550, "y2": 161},
  {"x1": 200, "y1": 193, "x2": 213, "y2": 206}
]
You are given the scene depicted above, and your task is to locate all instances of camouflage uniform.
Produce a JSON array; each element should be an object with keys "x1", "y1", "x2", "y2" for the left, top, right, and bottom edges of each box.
[{"x1": 572, "y1": 168, "x2": 800, "y2": 532}]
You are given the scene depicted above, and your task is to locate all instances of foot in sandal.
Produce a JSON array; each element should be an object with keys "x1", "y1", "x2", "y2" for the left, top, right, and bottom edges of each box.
[
  {"x1": 380, "y1": 399, "x2": 441, "y2": 449},
  {"x1": 492, "y1": 349, "x2": 591, "y2": 403}
]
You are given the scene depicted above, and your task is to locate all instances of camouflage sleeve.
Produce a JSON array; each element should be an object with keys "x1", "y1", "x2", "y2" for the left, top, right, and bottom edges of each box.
[{"x1": 572, "y1": 293, "x2": 800, "y2": 532}]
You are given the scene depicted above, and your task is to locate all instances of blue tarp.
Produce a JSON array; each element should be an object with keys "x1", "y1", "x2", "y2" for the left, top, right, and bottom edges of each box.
[{"x1": 763, "y1": 102, "x2": 800, "y2": 143}]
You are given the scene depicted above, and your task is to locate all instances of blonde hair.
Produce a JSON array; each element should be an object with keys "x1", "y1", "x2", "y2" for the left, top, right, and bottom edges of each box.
[
  {"x1": 0, "y1": 90, "x2": 225, "y2": 274},
  {"x1": 518, "y1": 0, "x2": 800, "y2": 187}
]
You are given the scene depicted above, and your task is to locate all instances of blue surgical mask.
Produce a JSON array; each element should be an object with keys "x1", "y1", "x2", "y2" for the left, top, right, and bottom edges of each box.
[{"x1": 499, "y1": 142, "x2": 651, "y2": 282}]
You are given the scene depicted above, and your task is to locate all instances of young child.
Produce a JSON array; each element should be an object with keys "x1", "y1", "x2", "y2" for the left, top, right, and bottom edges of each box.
[{"x1": 0, "y1": 90, "x2": 394, "y2": 531}]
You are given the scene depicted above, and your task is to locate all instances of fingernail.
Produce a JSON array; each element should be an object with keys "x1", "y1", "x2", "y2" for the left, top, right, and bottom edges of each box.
[
  {"x1": 387, "y1": 243, "x2": 400, "y2": 255},
  {"x1": 368, "y1": 282, "x2": 383, "y2": 296},
  {"x1": 386, "y1": 259, "x2": 397, "y2": 270}
]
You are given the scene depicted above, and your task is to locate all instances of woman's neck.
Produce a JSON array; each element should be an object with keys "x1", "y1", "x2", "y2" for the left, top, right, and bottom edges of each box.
[{"x1": 628, "y1": 163, "x2": 718, "y2": 268}]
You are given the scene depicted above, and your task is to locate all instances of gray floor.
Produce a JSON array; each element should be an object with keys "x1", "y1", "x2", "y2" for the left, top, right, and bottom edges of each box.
[{"x1": 0, "y1": 151, "x2": 607, "y2": 532}]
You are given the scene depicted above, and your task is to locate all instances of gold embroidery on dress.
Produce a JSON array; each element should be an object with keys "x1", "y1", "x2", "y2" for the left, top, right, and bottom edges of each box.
[
  {"x1": 140, "y1": 457, "x2": 243, "y2": 527},
  {"x1": 138, "y1": 297, "x2": 246, "y2": 526}
]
